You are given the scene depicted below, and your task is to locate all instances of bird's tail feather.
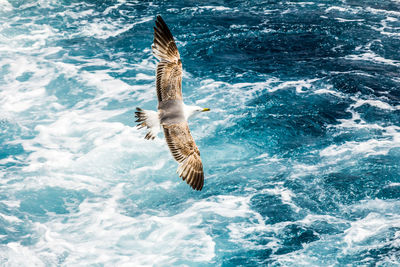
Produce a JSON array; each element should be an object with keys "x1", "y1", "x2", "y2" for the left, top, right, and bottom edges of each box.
[{"x1": 135, "y1": 108, "x2": 160, "y2": 140}]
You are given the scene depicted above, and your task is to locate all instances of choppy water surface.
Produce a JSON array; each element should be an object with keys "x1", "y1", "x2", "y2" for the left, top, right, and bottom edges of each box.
[{"x1": 1, "y1": 0, "x2": 400, "y2": 266}]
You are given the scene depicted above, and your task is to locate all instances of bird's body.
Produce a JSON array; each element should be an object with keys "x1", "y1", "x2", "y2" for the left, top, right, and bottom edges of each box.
[{"x1": 135, "y1": 16, "x2": 210, "y2": 191}]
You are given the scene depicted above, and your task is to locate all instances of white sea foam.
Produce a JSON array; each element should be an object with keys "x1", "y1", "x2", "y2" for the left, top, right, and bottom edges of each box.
[
  {"x1": 199, "y1": 6, "x2": 231, "y2": 11},
  {"x1": 386, "y1": 16, "x2": 398, "y2": 22},
  {"x1": 345, "y1": 52, "x2": 400, "y2": 66},
  {"x1": 272, "y1": 198, "x2": 400, "y2": 265},
  {"x1": 352, "y1": 99, "x2": 400, "y2": 111},
  {"x1": 56, "y1": 7, "x2": 94, "y2": 19},
  {"x1": 387, "y1": 183, "x2": 400, "y2": 187},
  {"x1": 223, "y1": 196, "x2": 270, "y2": 250},
  {"x1": 335, "y1": 18, "x2": 364, "y2": 22},
  {"x1": 320, "y1": 138, "x2": 398, "y2": 158},
  {"x1": 0, "y1": 0, "x2": 12, "y2": 12},
  {"x1": 269, "y1": 78, "x2": 320, "y2": 93},
  {"x1": 182, "y1": 6, "x2": 233, "y2": 12},
  {"x1": 326, "y1": 94, "x2": 400, "y2": 162},
  {"x1": 1, "y1": 243, "x2": 45, "y2": 266},
  {"x1": 343, "y1": 202, "x2": 400, "y2": 250},
  {"x1": 78, "y1": 16, "x2": 152, "y2": 40},
  {"x1": 370, "y1": 16, "x2": 400, "y2": 38},
  {"x1": 0, "y1": 3, "x2": 158, "y2": 194},
  {"x1": 287, "y1": 2, "x2": 315, "y2": 6},
  {"x1": 366, "y1": 7, "x2": 400, "y2": 17},
  {"x1": 103, "y1": 0, "x2": 126, "y2": 15},
  {"x1": 325, "y1": 6, "x2": 348, "y2": 12},
  {"x1": 0, "y1": 213, "x2": 22, "y2": 223},
  {"x1": 313, "y1": 88, "x2": 345, "y2": 98},
  {"x1": 8, "y1": 191, "x2": 269, "y2": 265},
  {"x1": 261, "y1": 186, "x2": 300, "y2": 212}
]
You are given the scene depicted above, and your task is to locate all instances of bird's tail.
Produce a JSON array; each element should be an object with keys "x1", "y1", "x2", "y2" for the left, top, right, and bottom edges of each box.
[{"x1": 135, "y1": 108, "x2": 160, "y2": 140}]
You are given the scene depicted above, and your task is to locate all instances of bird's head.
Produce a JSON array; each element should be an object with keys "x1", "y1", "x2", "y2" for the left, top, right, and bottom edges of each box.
[{"x1": 185, "y1": 105, "x2": 211, "y2": 120}]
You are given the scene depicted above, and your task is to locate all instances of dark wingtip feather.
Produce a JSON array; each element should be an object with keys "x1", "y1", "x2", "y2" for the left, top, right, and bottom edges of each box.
[
  {"x1": 152, "y1": 15, "x2": 179, "y2": 63},
  {"x1": 156, "y1": 15, "x2": 166, "y2": 27}
]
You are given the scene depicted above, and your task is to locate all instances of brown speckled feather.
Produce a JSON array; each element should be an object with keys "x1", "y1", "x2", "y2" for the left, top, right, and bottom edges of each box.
[
  {"x1": 152, "y1": 15, "x2": 182, "y2": 102},
  {"x1": 163, "y1": 123, "x2": 204, "y2": 191}
]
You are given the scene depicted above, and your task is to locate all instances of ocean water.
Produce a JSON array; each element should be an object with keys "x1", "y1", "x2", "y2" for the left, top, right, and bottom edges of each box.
[{"x1": 1, "y1": 0, "x2": 400, "y2": 265}]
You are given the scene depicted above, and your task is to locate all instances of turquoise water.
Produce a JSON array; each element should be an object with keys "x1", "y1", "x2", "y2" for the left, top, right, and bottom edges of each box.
[{"x1": 1, "y1": 0, "x2": 400, "y2": 266}]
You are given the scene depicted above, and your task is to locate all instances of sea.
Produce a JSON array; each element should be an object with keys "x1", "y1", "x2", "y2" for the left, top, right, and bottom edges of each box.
[{"x1": 1, "y1": 0, "x2": 400, "y2": 266}]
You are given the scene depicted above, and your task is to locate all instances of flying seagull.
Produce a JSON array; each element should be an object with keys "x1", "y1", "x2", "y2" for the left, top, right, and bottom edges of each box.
[{"x1": 135, "y1": 15, "x2": 210, "y2": 191}]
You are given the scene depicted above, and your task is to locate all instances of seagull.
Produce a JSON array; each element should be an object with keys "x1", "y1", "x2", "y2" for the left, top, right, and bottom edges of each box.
[{"x1": 135, "y1": 15, "x2": 210, "y2": 191}]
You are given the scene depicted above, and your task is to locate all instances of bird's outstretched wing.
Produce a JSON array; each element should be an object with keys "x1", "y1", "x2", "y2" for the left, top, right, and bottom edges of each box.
[
  {"x1": 152, "y1": 15, "x2": 182, "y2": 102},
  {"x1": 163, "y1": 123, "x2": 204, "y2": 191},
  {"x1": 152, "y1": 16, "x2": 204, "y2": 191}
]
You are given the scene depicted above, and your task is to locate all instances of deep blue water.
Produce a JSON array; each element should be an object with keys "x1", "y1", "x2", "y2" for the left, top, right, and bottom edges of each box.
[{"x1": 1, "y1": 0, "x2": 400, "y2": 266}]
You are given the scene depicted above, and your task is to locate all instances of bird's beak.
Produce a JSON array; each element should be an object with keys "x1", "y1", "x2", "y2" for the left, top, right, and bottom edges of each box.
[{"x1": 202, "y1": 108, "x2": 210, "y2": 112}]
